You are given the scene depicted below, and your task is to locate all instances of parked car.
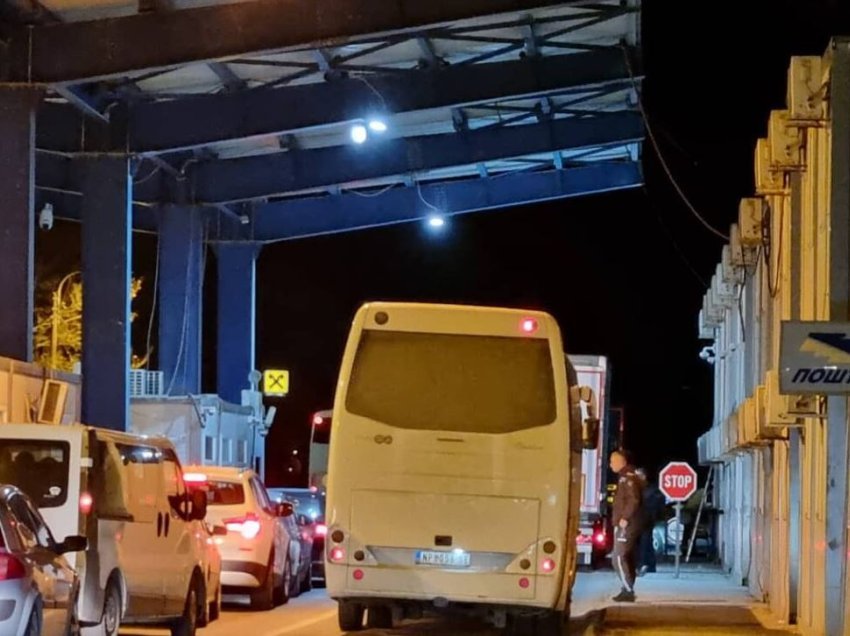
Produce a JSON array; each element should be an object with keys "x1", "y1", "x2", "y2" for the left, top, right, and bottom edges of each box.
[
  {"x1": 0, "y1": 484, "x2": 87, "y2": 636},
  {"x1": 268, "y1": 487, "x2": 326, "y2": 585},
  {"x1": 185, "y1": 466, "x2": 297, "y2": 610},
  {"x1": 0, "y1": 425, "x2": 212, "y2": 636}
]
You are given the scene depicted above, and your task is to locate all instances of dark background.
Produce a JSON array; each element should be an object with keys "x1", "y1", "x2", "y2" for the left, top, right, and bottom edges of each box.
[{"x1": 37, "y1": 0, "x2": 850, "y2": 486}]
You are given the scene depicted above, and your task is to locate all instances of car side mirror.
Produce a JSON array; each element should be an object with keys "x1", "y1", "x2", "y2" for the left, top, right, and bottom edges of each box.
[
  {"x1": 212, "y1": 524, "x2": 227, "y2": 537},
  {"x1": 582, "y1": 418, "x2": 600, "y2": 450},
  {"x1": 56, "y1": 535, "x2": 87, "y2": 554},
  {"x1": 190, "y1": 489, "x2": 207, "y2": 521},
  {"x1": 276, "y1": 502, "x2": 294, "y2": 518}
]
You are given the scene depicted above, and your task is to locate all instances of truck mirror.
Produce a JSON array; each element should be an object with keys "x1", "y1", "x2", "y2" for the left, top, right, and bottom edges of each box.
[{"x1": 582, "y1": 418, "x2": 600, "y2": 450}]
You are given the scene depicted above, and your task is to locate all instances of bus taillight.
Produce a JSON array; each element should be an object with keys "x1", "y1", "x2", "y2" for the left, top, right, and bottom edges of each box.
[{"x1": 330, "y1": 547, "x2": 345, "y2": 563}]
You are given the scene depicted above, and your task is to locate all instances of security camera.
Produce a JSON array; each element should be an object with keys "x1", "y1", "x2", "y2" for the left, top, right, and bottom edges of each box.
[
  {"x1": 699, "y1": 346, "x2": 716, "y2": 364},
  {"x1": 38, "y1": 203, "x2": 54, "y2": 231}
]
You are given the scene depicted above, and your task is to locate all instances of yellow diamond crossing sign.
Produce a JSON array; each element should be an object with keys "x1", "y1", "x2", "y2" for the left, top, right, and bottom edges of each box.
[{"x1": 263, "y1": 369, "x2": 290, "y2": 397}]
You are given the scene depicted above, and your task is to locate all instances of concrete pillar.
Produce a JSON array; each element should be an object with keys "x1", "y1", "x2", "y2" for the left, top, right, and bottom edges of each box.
[
  {"x1": 81, "y1": 157, "x2": 132, "y2": 431},
  {"x1": 0, "y1": 88, "x2": 41, "y2": 362},
  {"x1": 216, "y1": 243, "x2": 261, "y2": 403},
  {"x1": 158, "y1": 205, "x2": 204, "y2": 395}
]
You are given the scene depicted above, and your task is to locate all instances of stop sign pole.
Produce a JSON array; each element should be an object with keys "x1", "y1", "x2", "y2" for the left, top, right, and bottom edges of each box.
[{"x1": 659, "y1": 461, "x2": 698, "y2": 578}]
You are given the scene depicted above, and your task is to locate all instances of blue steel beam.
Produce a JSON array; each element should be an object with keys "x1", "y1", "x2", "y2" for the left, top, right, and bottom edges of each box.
[
  {"x1": 192, "y1": 111, "x2": 643, "y2": 203},
  {"x1": 246, "y1": 161, "x2": 641, "y2": 242},
  {"x1": 0, "y1": 88, "x2": 40, "y2": 362},
  {"x1": 81, "y1": 157, "x2": 132, "y2": 431},
  {"x1": 216, "y1": 243, "x2": 260, "y2": 403},
  {"x1": 2, "y1": 0, "x2": 591, "y2": 84},
  {"x1": 158, "y1": 205, "x2": 204, "y2": 396},
  {"x1": 36, "y1": 48, "x2": 640, "y2": 154}
]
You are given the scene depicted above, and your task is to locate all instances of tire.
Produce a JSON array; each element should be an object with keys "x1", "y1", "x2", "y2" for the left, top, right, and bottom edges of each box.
[
  {"x1": 366, "y1": 605, "x2": 393, "y2": 629},
  {"x1": 65, "y1": 586, "x2": 81, "y2": 636},
  {"x1": 198, "y1": 580, "x2": 211, "y2": 627},
  {"x1": 208, "y1": 584, "x2": 222, "y2": 623},
  {"x1": 338, "y1": 600, "x2": 364, "y2": 632},
  {"x1": 300, "y1": 566, "x2": 313, "y2": 594},
  {"x1": 171, "y1": 582, "x2": 199, "y2": 636},
  {"x1": 250, "y1": 554, "x2": 275, "y2": 611},
  {"x1": 274, "y1": 556, "x2": 292, "y2": 606},
  {"x1": 24, "y1": 599, "x2": 42, "y2": 636},
  {"x1": 101, "y1": 582, "x2": 122, "y2": 636}
]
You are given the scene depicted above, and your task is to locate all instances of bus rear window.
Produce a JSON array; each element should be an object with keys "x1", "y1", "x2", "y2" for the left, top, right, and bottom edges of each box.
[
  {"x1": 346, "y1": 330, "x2": 556, "y2": 434},
  {"x1": 0, "y1": 441, "x2": 70, "y2": 508}
]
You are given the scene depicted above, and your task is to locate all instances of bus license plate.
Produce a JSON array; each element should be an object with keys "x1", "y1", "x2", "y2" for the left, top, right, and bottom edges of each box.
[{"x1": 415, "y1": 550, "x2": 471, "y2": 568}]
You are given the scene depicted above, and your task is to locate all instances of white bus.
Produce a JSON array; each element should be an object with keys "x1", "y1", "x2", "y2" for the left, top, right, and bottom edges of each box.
[
  {"x1": 308, "y1": 409, "x2": 333, "y2": 489},
  {"x1": 325, "y1": 302, "x2": 598, "y2": 634}
]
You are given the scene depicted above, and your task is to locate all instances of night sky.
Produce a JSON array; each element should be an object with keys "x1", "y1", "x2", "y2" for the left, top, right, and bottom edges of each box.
[{"x1": 36, "y1": 0, "x2": 850, "y2": 487}]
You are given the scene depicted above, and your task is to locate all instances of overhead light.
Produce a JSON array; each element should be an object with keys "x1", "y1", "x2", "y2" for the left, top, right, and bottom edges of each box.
[
  {"x1": 350, "y1": 124, "x2": 368, "y2": 144},
  {"x1": 368, "y1": 119, "x2": 388, "y2": 133},
  {"x1": 427, "y1": 215, "x2": 445, "y2": 229}
]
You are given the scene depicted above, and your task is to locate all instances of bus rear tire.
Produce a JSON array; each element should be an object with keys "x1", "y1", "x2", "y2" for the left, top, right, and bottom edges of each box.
[{"x1": 338, "y1": 600, "x2": 364, "y2": 631}]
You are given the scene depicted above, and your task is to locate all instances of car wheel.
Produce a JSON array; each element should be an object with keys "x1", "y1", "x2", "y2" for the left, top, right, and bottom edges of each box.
[
  {"x1": 198, "y1": 580, "x2": 211, "y2": 627},
  {"x1": 171, "y1": 581, "x2": 199, "y2": 636},
  {"x1": 24, "y1": 599, "x2": 42, "y2": 636},
  {"x1": 300, "y1": 565, "x2": 313, "y2": 594},
  {"x1": 102, "y1": 582, "x2": 122, "y2": 636},
  {"x1": 208, "y1": 584, "x2": 222, "y2": 622},
  {"x1": 65, "y1": 585, "x2": 81, "y2": 636},
  {"x1": 250, "y1": 554, "x2": 275, "y2": 611},
  {"x1": 274, "y1": 556, "x2": 292, "y2": 606}
]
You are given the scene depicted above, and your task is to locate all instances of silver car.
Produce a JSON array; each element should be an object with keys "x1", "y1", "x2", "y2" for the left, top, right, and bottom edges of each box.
[{"x1": 0, "y1": 485, "x2": 86, "y2": 636}]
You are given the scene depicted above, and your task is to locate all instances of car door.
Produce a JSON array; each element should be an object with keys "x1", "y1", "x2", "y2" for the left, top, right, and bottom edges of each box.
[
  {"x1": 160, "y1": 452, "x2": 195, "y2": 616},
  {"x1": 249, "y1": 478, "x2": 286, "y2": 578},
  {"x1": 108, "y1": 441, "x2": 166, "y2": 617},
  {"x1": 6, "y1": 492, "x2": 74, "y2": 636}
]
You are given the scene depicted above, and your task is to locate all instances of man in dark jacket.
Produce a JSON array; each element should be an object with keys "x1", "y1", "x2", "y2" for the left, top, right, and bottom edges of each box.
[
  {"x1": 636, "y1": 468, "x2": 665, "y2": 575},
  {"x1": 609, "y1": 450, "x2": 642, "y2": 602}
]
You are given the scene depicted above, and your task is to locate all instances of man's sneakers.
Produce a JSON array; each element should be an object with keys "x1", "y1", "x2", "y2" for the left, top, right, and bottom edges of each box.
[{"x1": 612, "y1": 589, "x2": 636, "y2": 603}]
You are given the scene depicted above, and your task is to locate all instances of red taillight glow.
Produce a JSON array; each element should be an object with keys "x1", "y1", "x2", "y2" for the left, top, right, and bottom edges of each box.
[
  {"x1": 542, "y1": 558, "x2": 556, "y2": 573},
  {"x1": 79, "y1": 492, "x2": 93, "y2": 515},
  {"x1": 225, "y1": 514, "x2": 262, "y2": 540},
  {"x1": 520, "y1": 318, "x2": 538, "y2": 334},
  {"x1": 330, "y1": 547, "x2": 345, "y2": 562},
  {"x1": 593, "y1": 532, "x2": 606, "y2": 546},
  {"x1": 352, "y1": 569, "x2": 364, "y2": 581},
  {"x1": 0, "y1": 551, "x2": 26, "y2": 581},
  {"x1": 313, "y1": 415, "x2": 324, "y2": 426},
  {"x1": 315, "y1": 523, "x2": 328, "y2": 537},
  {"x1": 183, "y1": 472, "x2": 207, "y2": 484},
  {"x1": 518, "y1": 577, "x2": 530, "y2": 589}
]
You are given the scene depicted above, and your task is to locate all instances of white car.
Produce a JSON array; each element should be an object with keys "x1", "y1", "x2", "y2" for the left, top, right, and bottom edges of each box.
[
  {"x1": 185, "y1": 466, "x2": 297, "y2": 610},
  {"x1": 0, "y1": 425, "x2": 214, "y2": 636}
]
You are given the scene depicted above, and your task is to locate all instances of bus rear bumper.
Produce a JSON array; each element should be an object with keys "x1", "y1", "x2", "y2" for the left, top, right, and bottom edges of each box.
[{"x1": 327, "y1": 565, "x2": 563, "y2": 610}]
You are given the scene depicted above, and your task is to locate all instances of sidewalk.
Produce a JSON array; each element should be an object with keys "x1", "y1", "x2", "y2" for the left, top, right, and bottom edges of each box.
[{"x1": 570, "y1": 564, "x2": 796, "y2": 633}]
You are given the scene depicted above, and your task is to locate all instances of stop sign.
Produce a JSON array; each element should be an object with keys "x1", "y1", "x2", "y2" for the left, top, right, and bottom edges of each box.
[{"x1": 659, "y1": 461, "x2": 698, "y2": 501}]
